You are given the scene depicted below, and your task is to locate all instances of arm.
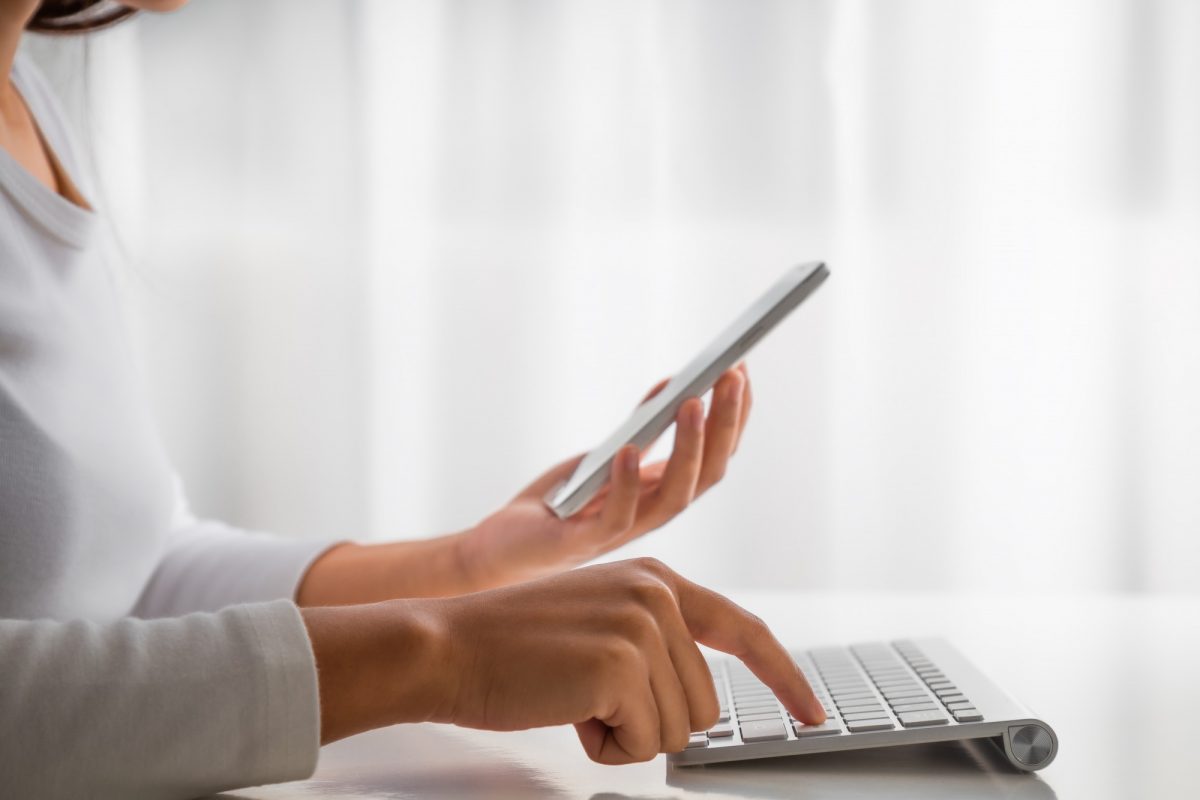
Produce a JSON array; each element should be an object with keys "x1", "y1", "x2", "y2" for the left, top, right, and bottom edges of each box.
[
  {"x1": 0, "y1": 601, "x2": 319, "y2": 800},
  {"x1": 131, "y1": 476, "x2": 341, "y2": 617},
  {"x1": 147, "y1": 367, "x2": 751, "y2": 610},
  {"x1": 298, "y1": 366, "x2": 753, "y2": 606},
  {"x1": 0, "y1": 564, "x2": 814, "y2": 797}
]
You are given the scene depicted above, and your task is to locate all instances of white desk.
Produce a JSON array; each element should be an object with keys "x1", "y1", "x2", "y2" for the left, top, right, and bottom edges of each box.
[{"x1": 218, "y1": 593, "x2": 1199, "y2": 799}]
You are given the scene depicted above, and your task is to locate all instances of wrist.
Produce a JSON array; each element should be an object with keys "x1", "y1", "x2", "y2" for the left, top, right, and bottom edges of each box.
[
  {"x1": 298, "y1": 534, "x2": 486, "y2": 605},
  {"x1": 449, "y1": 525, "x2": 492, "y2": 594},
  {"x1": 303, "y1": 598, "x2": 454, "y2": 743}
]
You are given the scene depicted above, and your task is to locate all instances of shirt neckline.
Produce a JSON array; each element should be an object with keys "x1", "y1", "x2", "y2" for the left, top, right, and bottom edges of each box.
[{"x1": 0, "y1": 57, "x2": 98, "y2": 250}]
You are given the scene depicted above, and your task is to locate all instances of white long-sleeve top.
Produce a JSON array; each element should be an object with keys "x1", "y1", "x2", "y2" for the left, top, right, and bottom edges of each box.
[{"x1": 0, "y1": 52, "x2": 337, "y2": 798}]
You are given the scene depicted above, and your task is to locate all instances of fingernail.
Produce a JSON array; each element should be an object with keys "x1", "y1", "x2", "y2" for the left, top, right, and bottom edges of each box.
[
  {"x1": 623, "y1": 447, "x2": 639, "y2": 471},
  {"x1": 690, "y1": 401, "x2": 704, "y2": 431}
]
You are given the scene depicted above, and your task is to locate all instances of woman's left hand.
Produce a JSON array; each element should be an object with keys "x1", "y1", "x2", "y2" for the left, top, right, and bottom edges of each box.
[{"x1": 456, "y1": 365, "x2": 752, "y2": 591}]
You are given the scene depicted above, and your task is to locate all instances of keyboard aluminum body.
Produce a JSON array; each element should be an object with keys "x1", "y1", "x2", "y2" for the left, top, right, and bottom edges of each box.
[{"x1": 670, "y1": 638, "x2": 1058, "y2": 771}]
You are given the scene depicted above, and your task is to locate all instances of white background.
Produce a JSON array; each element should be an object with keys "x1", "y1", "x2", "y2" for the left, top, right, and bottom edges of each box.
[{"x1": 27, "y1": 0, "x2": 1200, "y2": 593}]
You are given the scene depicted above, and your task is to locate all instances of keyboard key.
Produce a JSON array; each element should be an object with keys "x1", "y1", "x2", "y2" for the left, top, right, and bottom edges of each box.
[
  {"x1": 686, "y1": 732, "x2": 709, "y2": 749},
  {"x1": 952, "y1": 708, "x2": 984, "y2": 723},
  {"x1": 936, "y1": 692, "x2": 966, "y2": 703},
  {"x1": 834, "y1": 699, "x2": 876, "y2": 710},
  {"x1": 846, "y1": 718, "x2": 895, "y2": 733},
  {"x1": 842, "y1": 709, "x2": 888, "y2": 721},
  {"x1": 736, "y1": 701, "x2": 780, "y2": 711},
  {"x1": 793, "y1": 720, "x2": 843, "y2": 738},
  {"x1": 891, "y1": 701, "x2": 939, "y2": 713},
  {"x1": 897, "y1": 710, "x2": 950, "y2": 728},
  {"x1": 945, "y1": 700, "x2": 974, "y2": 710},
  {"x1": 737, "y1": 711, "x2": 781, "y2": 721},
  {"x1": 740, "y1": 719, "x2": 788, "y2": 742},
  {"x1": 837, "y1": 697, "x2": 884, "y2": 709},
  {"x1": 880, "y1": 684, "x2": 923, "y2": 694},
  {"x1": 708, "y1": 722, "x2": 735, "y2": 737},
  {"x1": 716, "y1": 709, "x2": 730, "y2": 723}
]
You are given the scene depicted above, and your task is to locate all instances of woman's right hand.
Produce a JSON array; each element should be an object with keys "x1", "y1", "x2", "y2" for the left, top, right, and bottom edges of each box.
[{"x1": 304, "y1": 557, "x2": 825, "y2": 764}]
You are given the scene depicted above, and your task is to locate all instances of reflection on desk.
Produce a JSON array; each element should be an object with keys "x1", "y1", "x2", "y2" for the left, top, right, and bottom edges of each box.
[{"x1": 216, "y1": 592, "x2": 1200, "y2": 800}]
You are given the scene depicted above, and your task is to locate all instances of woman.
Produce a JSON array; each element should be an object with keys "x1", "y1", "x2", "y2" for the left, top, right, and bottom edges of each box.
[{"x1": 0, "y1": 1, "x2": 823, "y2": 797}]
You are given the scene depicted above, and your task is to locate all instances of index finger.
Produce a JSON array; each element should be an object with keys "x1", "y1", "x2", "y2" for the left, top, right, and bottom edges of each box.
[{"x1": 671, "y1": 577, "x2": 825, "y2": 725}]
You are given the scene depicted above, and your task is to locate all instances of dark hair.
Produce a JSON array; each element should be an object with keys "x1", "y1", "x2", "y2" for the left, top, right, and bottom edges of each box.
[{"x1": 27, "y1": 1, "x2": 137, "y2": 34}]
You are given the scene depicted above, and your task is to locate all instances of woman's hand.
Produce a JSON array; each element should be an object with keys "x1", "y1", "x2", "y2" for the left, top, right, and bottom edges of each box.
[
  {"x1": 304, "y1": 557, "x2": 825, "y2": 759},
  {"x1": 295, "y1": 365, "x2": 751, "y2": 606},
  {"x1": 456, "y1": 365, "x2": 753, "y2": 591}
]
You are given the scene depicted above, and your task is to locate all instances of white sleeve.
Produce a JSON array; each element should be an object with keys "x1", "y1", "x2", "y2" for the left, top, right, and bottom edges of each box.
[
  {"x1": 0, "y1": 600, "x2": 320, "y2": 800},
  {"x1": 133, "y1": 476, "x2": 343, "y2": 618}
]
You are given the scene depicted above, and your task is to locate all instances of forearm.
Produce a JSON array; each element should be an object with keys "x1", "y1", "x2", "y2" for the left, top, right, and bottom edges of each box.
[
  {"x1": 295, "y1": 532, "x2": 477, "y2": 606},
  {"x1": 301, "y1": 599, "x2": 451, "y2": 744},
  {"x1": 0, "y1": 603, "x2": 319, "y2": 799}
]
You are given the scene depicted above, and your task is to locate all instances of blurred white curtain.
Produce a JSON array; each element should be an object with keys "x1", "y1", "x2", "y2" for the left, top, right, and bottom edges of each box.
[{"x1": 27, "y1": 0, "x2": 1200, "y2": 593}]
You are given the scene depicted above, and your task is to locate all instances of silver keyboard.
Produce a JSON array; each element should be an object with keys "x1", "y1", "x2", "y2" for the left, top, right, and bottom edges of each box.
[{"x1": 670, "y1": 638, "x2": 1058, "y2": 771}]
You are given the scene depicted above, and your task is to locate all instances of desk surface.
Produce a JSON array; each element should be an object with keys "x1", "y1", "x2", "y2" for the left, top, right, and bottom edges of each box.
[{"x1": 218, "y1": 592, "x2": 1198, "y2": 799}]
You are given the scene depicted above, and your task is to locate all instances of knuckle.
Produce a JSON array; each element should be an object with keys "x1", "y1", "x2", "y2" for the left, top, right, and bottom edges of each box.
[
  {"x1": 695, "y1": 691, "x2": 721, "y2": 731},
  {"x1": 716, "y1": 407, "x2": 740, "y2": 428},
  {"x1": 665, "y1": 729, "x2": 690, "y2": 753},
  {"x1": 697, "y1": 704, "x2": 720, "y2": 732},
  {"x1": 631, "y1": 556, "x2": 671, "y2": 579},
  {"x1": 629, "y1": 577, "x2": 675, "y2": 612},
  {"x1": 736, "y1": 612, "x2": 771, "y2": 649},
  {"x1": 595, "y1": 638, "x2": 641, "y2": 676},
  {"x1": 748, "y1": 614, "x2": 772, "y2": 640},
  {"x1": 613, "y1": 607, "x2": 659, "y2": 648},
  {"x1": 632, "y1": 741, "x2": 659, "y2": 762}
]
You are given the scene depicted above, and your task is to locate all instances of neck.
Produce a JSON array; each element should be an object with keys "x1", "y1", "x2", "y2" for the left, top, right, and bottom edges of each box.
[{"x1": 1, "y1": 3, "x2": 38, "y2": 91}]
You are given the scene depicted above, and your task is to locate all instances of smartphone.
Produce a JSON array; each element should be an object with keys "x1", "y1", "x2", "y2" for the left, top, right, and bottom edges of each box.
[{"x1": 545, "y1": 261, "x2": 830, "y2": 518}]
